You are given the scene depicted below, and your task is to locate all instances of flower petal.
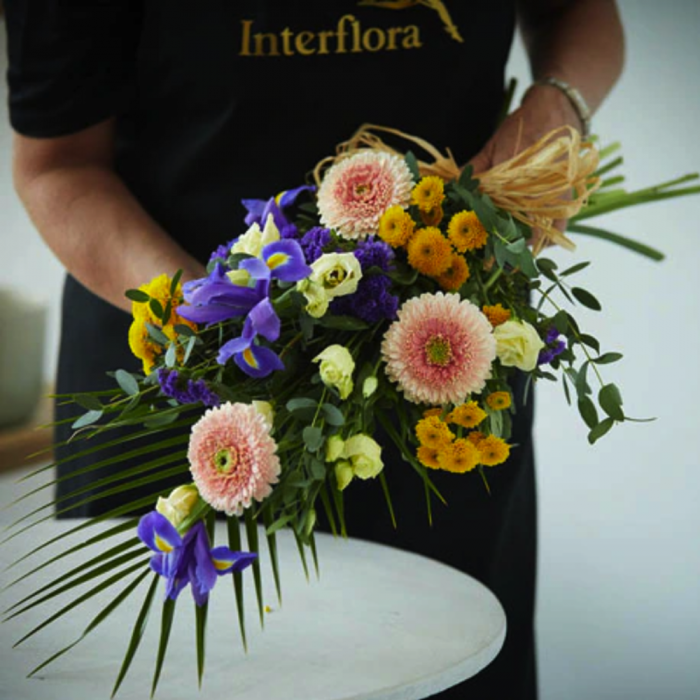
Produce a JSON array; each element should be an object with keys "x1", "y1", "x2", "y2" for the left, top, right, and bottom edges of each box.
[
  {"x1": 248, "y1": 298, "x2": 280, "y2": 342},
  {"x1": 234, "y1": 343, "x2": 285, "y2": 378},
  {"x1": 210, "y1": 547, "x2": 257, "y2": 575},
  {"x1": 262, "y1": 240, "x2": 312, "y2": 282},
  {"x1": 137, "y1": 511, "x2": 182, "y2": 554}
]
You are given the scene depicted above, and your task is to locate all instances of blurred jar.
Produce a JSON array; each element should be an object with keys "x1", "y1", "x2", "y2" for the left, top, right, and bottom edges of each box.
[{"x1": 0, "y1": 289, "x2": 47, "y2": 427}]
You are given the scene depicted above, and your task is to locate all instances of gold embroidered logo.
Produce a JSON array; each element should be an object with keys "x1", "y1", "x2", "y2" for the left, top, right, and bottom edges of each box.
[{"x1": 357, "y1": 0, "x2": 463, "y2": 43}]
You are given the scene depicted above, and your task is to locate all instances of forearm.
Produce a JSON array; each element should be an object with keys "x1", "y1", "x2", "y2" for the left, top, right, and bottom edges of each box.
[
  {"x1": 518, "y1": 0, "x2": 625, "y2": 114},
  {"x1": 15, "y1": 160, "x2": 205, "y2": 314}
]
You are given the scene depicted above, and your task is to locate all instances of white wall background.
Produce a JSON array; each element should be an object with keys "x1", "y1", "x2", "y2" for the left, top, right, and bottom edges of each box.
[{"x1": 1, "y1": 2, "x2": 698, "y2": 698}]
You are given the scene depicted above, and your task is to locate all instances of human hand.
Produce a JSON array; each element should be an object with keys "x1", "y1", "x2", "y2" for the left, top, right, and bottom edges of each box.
[{"x1": 469, "y1": 84, "x2": 585, "y2": 248}]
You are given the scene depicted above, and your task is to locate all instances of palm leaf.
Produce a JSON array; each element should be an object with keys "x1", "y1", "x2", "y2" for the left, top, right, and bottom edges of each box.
[
  {"x1": 151, "y1": 597, "x2": 177, "y2": 698},
  {"x1": 244, "y1": 510, "x2": 264, "y2": 628},
  {"x1": 111, "y1": 574, "x2": 160, "y2": 698},
  {"x1": 262, "y1": 507, "x2": 282, "y2": 605},
  {"x1": 227, "y1": 518, "x2": 248, "y2": 652},
  {"x1": 26, "y1": 569, "x2": 151, "y2": 678},
  {"x1": 12, "y1": 559, "x2": 147, "y2": 648},
  {"x1": 292, "y1": 529, "x2": 310, "y2": 581}
]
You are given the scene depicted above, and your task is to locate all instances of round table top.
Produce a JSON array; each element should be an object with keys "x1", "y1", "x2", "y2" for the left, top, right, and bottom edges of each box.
[{"x1": 0, "y1": 479, "x2": 506, "y2": 700}]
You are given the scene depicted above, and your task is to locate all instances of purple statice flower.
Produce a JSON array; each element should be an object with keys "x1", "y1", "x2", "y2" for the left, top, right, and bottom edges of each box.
[
  {"x1": 208, "y1": 239, "x2": 236, "y2": 266},
  {"x1": 138, "y1": 512, "x2": 256, "y2": 606},
  {"x1": 280, "y1": 223, "x2": 301, "y2": 240},
  {"x1": 538, "y1": 327, "x2": 567, "y2": 366},
  {"x1": 353, "y1": 237, "x2": 394, "y2": 272},
  {"x1": 330, "y1": 274, "x2": 398, "y2": 325},
  {"x1": 157, "y1": 369, "x2": 220, "y2": 408},
  {"x1": 299, "y1": 227, "x2": 332, "y2": 262}
]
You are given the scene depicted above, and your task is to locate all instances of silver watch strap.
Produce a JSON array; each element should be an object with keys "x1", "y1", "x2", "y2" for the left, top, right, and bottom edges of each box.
[{"x1": 530, "y1": 76, "x2": 592, "y2": 138}]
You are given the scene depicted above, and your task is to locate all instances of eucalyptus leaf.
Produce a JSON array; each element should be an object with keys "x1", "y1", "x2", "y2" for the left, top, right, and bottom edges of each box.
[
  {"x1": 577, "y1": 396, "x2": 599, "y2": 429},
  {"x1": 72, "y1": 410, "x2": 103, "y2": 430},
  {"x1": 321, "y1": 403, "x2": 345, "y2": 427},
  {"x1": 303, "y1": 426, "x2": 324, "y2": 452},
  {"x1": 145, "y1": 323, "x2": 169, "y2": 346},
  {"x1": 169, "y1": 269, "x2": 183, "y2": 295},
  {"x1": 149, "y1": 298, "x2": 165, "y2": 321},
  {"x1": 572, "y1": 287, "x2": 602, "y2": 311},
  {"x1": 125, "y1": 289, "x2": 150, "y2": 303},
  {"x1": 578, "y1": 334, "x2": 601, "y2": 353},
  {"x1": 561, "y1": 261, "x2": 591, "y2": 277},
  {"x1": 588, "y1": 417, "x2": 615, "y2": 444},
  {"x1": 75, "y1": 394, "x2": 103, "y2": 412},
  {"x1": 593, "y1": 352, "x2": 623, "y2": 365},
  {"x1": 599, "y1": 383, "x2": 625, "y2": 421},
  {"x1": 115, "y1": 369, "x2": 141, "y2": 397}
]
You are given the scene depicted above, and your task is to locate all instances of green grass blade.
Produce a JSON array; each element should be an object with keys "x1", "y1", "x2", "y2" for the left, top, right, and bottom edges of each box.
[
  {"x1": 424, "y1": 479, "x2": 433, "y2": 527},
  {"x1": 567, "y1": 224, "x2": 665, "y2": 261},
  {"x1": 244, "y1": 510, "x2": 264, "y2": 628},
  {"x1": 151, "y1": 597, "x2": 177, "y2": 698},
  {"x1": 195, "y1": 600, "x2": 209, "y2": 688},
  {"x1": 309, "y1": 532, "x2": 320, "y2": 580},
  {"x1": 12, "y1": 560, "x2": 147, "y2": 647},
  {"x1": 329, "y1": 483, "x2": 347, "y2": 538},
  {"x1": 378, "y1": 472, "x2": 397, "y2": 529},
  {"x1": 227, "y1": 518, "x2": 247, "y2": 652},
  {"x1": 111, "y1": 575, "x2": 160, "y2": 698},
  {"x1": 262, "y1": 508, "x2": 282, "y2": 606},
  {"x1": 27, "y1": 569, "x2": 150, "y2": 678},
  {"x1": 292, "y1": 529, "x2": 310, "y2": 581},
  {"x1": 318, "y1": 487, "x2": 337, "y2": 537}
]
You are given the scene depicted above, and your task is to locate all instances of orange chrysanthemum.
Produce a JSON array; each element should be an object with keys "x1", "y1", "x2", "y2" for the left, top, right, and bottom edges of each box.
[
  {"x1": 447, "y1": 401, "x2": 487, "y2": 429},
  {"x1": 423, "y1": 407, "x2": 444, "y2": 419},
  {"x1": 378, "y1": 205, "x2": 415, "y2": 247},
  {"x1": 436, "y1": 253, "x2": 470, "y2": 292},
  {"x1": 407, "y1": 227, "x2": 453, "y2": 277},
  {"x1": 478, "y1": 435, "x2": 511, "y2": 467},
  {"x1": 411, "y1": 175, "x2": 445, "y2": 212},
  {"x1": 417, "y1": 445, "x2": 441, "y2": 469},
  {"x1": 482, "y1": 303, "x2": 511, "y2": 327},
  {"x1": 415, "y1": 415, "x2": 455, "y2": 448},
  {"x1": 437, "y1": 438, "x2": 481, "y2": 474},
  {"x1": 420, "y1": 205, "x2": 444, "y2": 227},
  {"x1": 486, "y1": 391, "x2": 512, "y2": 410},
  {"x1": 467, "y1": 430, "x2": 486, "y2": 446},
  {"x1": 448, "y1": 211, "x2": 489, "y2": 252}
]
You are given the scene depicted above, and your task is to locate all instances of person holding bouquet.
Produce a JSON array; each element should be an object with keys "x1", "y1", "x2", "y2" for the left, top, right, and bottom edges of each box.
[{"x1": 4, "y1": 1, "x2": 624, "y2": 697}]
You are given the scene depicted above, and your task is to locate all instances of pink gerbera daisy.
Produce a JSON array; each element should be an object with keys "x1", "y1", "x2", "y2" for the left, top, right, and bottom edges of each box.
[
  {"x1": 381, "y1": 292, "x2": 496, "y2": 405},
  {"x1": 188, "y1": 402, "x2": 280, "y2": 516},
  {"x1": 317, "y1": 151, "x2": 414, "y2": 240}
]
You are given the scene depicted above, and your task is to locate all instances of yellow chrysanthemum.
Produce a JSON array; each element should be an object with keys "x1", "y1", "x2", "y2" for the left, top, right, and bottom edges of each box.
[
  {"x1": 447, "y1": 401, "x2": 487, "y2": 429},
  {"x1": 467, "y1": 430, "x2": 486, "y2": 446},
  {"x1": 128, "y1": 320, "x2": 160, "y2": 375},
  {"x1": 436, "y1": 253, "x2": 470, "y2": 292},
  {"x1": 482, "y1": 303, "x2": 511, "y2": 327},
  {"x1": 407, "y1": 227, "x2": 453, "y2": 277},
  {"x1": 420, "y1": 205, "x2": 444, "y2": 227},
  {"x1": 415, "y1": 415, "x2": 455, "y2": 449},
  {"x1": 437, "y1": 438, "x2": 480, "y2": 474},
  {"x1": 378, "y1": 205, "x2": 415, "y2": 248},
  {"x1": 128, "y1": 274, "x2": 197, "y2": 375},
  {"x1": 486, "y1": 391, "x2": 512, "y2": 410},
  {"x1": 411, "y1": 175, "x2": 445, "y2": 212},
  {"x1": 447, "y1": 211, "x2": 488, "y2": 252},
  {"x1": 423, "y1": 407, "x2": 444, "y2": 419},
  {"x1": 477, "y1": 435, "x2": 511, "y2": 466},
  {"x1": 417, "y1": 445, "x2": 441, "y2": 469}
]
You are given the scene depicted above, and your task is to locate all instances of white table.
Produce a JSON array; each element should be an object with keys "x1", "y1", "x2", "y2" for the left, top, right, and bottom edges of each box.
[{"x1": 0, "y1": 468, "x2": 506, "y2": 700}]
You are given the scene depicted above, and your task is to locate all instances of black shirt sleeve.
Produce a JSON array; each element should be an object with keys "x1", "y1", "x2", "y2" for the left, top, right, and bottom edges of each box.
[{"x1": 5, "y1": 0, "x2": 142, "y2": 137}]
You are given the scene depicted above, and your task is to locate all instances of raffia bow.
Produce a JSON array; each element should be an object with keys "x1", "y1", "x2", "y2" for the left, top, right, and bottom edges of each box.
[{"x1": 314, "y1": 123, "x2": 601, "y2": 254}]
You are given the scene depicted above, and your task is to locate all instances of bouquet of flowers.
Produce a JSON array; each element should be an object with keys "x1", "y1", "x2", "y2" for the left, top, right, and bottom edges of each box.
[{"x1": 4, "y1": 123, "x2": 698, "y2": 695}]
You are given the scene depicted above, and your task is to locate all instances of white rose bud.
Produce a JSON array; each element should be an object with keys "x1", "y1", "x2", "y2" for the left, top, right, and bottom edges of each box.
[
  {"x1": 335, "y1": 460, "x2": 354, "y2": 491},
  {"x1": 493, "y1": 320, "x2": 545, "y2": 372},
  {"x1": 313, "y1": 344, "x2": 355, "y2": 400},
  {"x1": 325, "y1": 434, "x2": 346, "y2": 463},
  {"x1": 362, "y1": 376, "x2": 378, "y2": 398},
  {"x1": 156, "y1": 484, "x2": 200, "y2": 528}
]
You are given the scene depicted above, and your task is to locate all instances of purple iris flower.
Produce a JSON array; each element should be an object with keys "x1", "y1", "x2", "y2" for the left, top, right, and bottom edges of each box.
[
  {"x1": 138, "y1": 511, "x2": 256, "y2": 606},
  {"x1": 239, "y1": 239, "x2": 311, "y2": 283},
  {"x1": 178, "y1": 263, "x2": 270, "y2": 325},
  {"x1": 242, "y1": 185, "x2": 315, "y2": 228},
  {"x1": 217, "y1": 300, "x2": 285, "y2": 377}
]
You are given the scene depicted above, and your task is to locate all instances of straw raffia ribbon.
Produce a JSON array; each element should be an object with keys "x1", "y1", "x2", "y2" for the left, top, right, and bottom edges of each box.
[{"x1": 314, "y1": 123, "x2": 601, "y2": 254}]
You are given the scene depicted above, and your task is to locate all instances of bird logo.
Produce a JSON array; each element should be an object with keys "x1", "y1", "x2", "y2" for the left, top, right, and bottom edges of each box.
[{"x1": 357, "y1": 0, "x2": 464, "y2": 43}]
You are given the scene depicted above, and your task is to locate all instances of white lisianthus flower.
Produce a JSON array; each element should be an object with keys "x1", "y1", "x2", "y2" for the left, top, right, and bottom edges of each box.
[
  {"x1": 308, "y1": 252, "x2": 362, "y2": 299},
  {"x1": 230, "y1": 213, "x2": 280, "y2": 257},
  {"x1": 313, "y1": 345, "x2": 355, "y2": 399},
  {"x1": 296, "y1": 279, "x2": 330, "y2": 318},
  {"x1": 493, "y1": 320, "x2": 545, "y2": 372},
  {"x1": 343, "y1": 434, "x2": 383, "y2": 480},
  {"x1": 226, "y1": 269, "x2": 252, "y2": 287},
  {"x1": 156, "y1": 484, "x2": 200, "y2": 528}
]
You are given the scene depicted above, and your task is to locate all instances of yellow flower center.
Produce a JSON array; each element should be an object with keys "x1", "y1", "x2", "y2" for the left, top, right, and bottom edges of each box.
[
  {"x1": 325, "y1": 268, "x2": 346, "y2": 288},
  {"x1": 215, "y1": 447, "x2": 239, "y2": 474},
  {"x1": 425, "y1": 334, "x2": 453, "y2": 366},
  {"x1": 355, "y1": 182, "x2": 372, "y2": 198}
]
